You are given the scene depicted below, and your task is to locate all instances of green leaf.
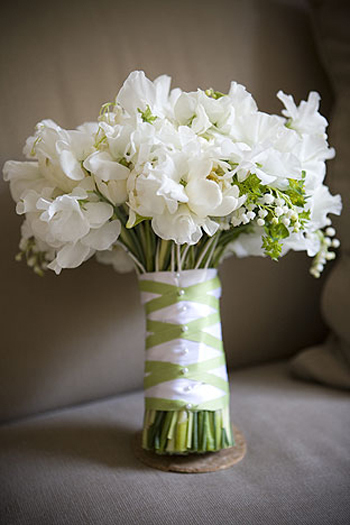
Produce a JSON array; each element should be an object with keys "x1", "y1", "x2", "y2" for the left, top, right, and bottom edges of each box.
[
  {"x1": 285, "y1": 177, "x2": 306, "y2": 207},
  {"x1": 233, "y1": 173, "x2": 264, "y2": 206},
  {"x1": 269, "y1": 222, "x2": 289, "y2": 240},
  {"x1": 298, "y1": 210, "x2": 310, "y2": 222},
  {"x1": 262, "y1": 235, "x2": 282, "y2": 261}
]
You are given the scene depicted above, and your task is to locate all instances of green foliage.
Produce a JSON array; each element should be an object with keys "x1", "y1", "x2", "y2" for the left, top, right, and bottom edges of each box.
[
  {"x1": 234, "y1": 173, "x2": 265, "y2": 206},
  {"x1": 262, "y1": 236, "x2": 282, "y2": 261},
  {"x1": 262, "y1": 221, "x2": 289, "y2": 261},
  {"x1": 285, "y1": 177, "x2": 306, "y2": 207},
  {"x1": 138, "y1": 105, "x2": 157, "y2": 124},
  {"x1": 298, "y1": 210, "x2": 311, "y2": 225}
]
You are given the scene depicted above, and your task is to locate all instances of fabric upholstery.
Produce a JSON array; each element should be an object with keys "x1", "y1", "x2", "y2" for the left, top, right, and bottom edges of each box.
[
  {"x1": 291, "y1": 0, "x2": 350, "y2": 389},
  {"x1": 0, "y1": 0, "x2": 333, "y2": 421},
  {"x1": 1, "y1": 361, "x2": 349, "y2": 525}
]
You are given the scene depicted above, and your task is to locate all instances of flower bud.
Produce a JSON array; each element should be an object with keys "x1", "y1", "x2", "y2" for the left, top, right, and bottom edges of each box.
[
  {"x1": 275, "y1": 207, "x2": 283, "y2": 217},
  {"x1": 325, "y1": 227, "x2": 336, "y2": 237},
  {"x1": 263, "y1": 194, "x2": 274, "y2": 205}
]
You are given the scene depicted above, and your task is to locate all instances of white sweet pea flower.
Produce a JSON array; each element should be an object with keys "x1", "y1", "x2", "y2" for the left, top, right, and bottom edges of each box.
[
  {"x1": 226, "y1": 139, "x2": 301, "y2": 188},
  {"x1": 281, "y1": 230, "x2": 321, "y2": 257},
  {"x1": 307, "y1": 185, "x2": 342, "y2": 230},
  {"x1": 96, "y1": 244, "x2": 134, "y2": 273},
  {"x1": 23, "y1": 119, "x2": 95, "y2": 193},
  {"x1": 224, "y1": 227, "x2": 266, "y2": 258},
  {"x1": 228, "y1": 81, "x2": 258, "y2": 116},
  {"x1": 127, "y1": 153, "x2": 188, "y2": 223},
  {"x1": 3, "y1": 161, "x2": 47, "y2": 203},
  {"x1": 36, "y1": 192, "x2": 121, "y2": 275},
  {"x1": 295, "y1": 134, "x2": 335, "y2": 190},
  {"x1": 152, "y1": 205, "x2": 219, "y2": 245},
  {"x1": 81, "y1": 220, "x2": 121, "y2": 250},
  {"x1": 174, "y1": 92, "x2": 212, "y2": 135},
  {"x1": 116, "y1": 70, "x2": 173, "y2": 118},
  {"x1": 47, "y1": 242, "x2": 93, "y2": 274},
  {"x1": 19, "y1": 216, "x2": 55, "y2": 257},
  {"x1": 83, "y1": 150, "x2": 129, "y2": 205},
  {"x1": 200, "y1": 92, "x2": 235, "y2": 133},
  {"x1": 185, "y1": 158, "x2": 245, "y2": 217},
  {"x1": 34, "y1": 189, "x2": 115, "y2": 244},
  {"x1": 97, "y1": 121, "x2": 134, "y2": 161},
  {"x1": 277, "y1": 91, "x2": 328, "y2": 135},
  {"x1": 229, "y1": 111, "x2": 286, "y2": 148},
  {"x1": 38, "y1": 195, "x2": 92, "y2": 244}
]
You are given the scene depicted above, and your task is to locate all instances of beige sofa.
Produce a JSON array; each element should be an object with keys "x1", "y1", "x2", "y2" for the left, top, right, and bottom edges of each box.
[{"x1": 1, "y1": 1, "x2": 349, "y2": 524}]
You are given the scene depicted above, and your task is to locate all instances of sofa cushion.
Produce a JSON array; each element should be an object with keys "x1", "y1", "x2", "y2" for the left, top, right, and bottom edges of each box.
[
  {"x1": 0, "y1": 0, "x2": 332, "y2": 423},
  {"x1": 1, "y1": 361, "x2": 349, "y2": 525}
]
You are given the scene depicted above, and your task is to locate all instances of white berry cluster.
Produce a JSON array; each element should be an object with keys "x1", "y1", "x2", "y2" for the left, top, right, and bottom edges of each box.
[{"x1": 309, "y1": 222, "x2": 340, "y2": 278}]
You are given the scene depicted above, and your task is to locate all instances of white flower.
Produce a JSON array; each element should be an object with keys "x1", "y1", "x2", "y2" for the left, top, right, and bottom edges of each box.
[
  {"x1": 152, "y1": 205, "x2": 219, "y2": 245},
  {"x1": 184, "y1": 158, "x2": 245, "y2": 218},
  {"x1": 127, "y1": 154, "x2": 188, "y2": 222},
  {"x1": 295, "y1": 134, "x2": 335, "y2": 190},
  {"x1": 23, "y1": 119, "x2": 95, "y2": 193},
  {"x1": 116, "y1": 70, "x2": 174, "y2": 118},
  {"x1": 38, "y1": 195, "x2": 111, "y2": 244},
  {"x1": 83, "y1": 150, "x2": 129, "y2": 205},
  {"x1": 174, "y1": 92, "x2": 212, "y2": 135},
  {"x1": 81, "y1": 220, "x2": 121, "y2": 250},
  {"x1": 307, "y1": 185, "x2": 342, "y2": 229},
  {"x1": 3, "y1": 71, "x2": 342, "y2": 275},
  {"x1": 277, "y1": 91, "x2": 328, "y2": 135},
  {"x1": 228, "y1": 81, "x2": 257, "y2": 116},
  {"x1": 3, "y1": 161, "x2": 47, "y2": 202},
  {"x1": 47, "y1": 242, "x2": 94, "y2": 274},
  {"x1": 96, "y1": 245, "x2": 134, "y2": 273},
  {"x1": 225, "y1": 228, "x2": 266, "y2": 258}
]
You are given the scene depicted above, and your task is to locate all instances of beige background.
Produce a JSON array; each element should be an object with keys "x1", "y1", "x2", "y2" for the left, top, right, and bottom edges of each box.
[{"x1": 0, "y1": 0, "x2": 334, "y2": 421}]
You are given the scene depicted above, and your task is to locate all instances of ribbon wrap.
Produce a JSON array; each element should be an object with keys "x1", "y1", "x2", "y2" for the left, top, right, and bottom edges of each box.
[{"x1": 138, "y1": 269, "x2": 229, "y2": 412}]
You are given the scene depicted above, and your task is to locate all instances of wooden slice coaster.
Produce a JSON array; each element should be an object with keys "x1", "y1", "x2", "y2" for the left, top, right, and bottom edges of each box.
[{"x1": 133, "y1": 425, "x2": 246, "y2": 473}]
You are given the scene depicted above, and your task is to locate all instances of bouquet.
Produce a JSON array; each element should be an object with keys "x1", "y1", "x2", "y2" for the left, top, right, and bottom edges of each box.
[{"x1": 3, "y1": 71, "x2": 342, "y2": 455}]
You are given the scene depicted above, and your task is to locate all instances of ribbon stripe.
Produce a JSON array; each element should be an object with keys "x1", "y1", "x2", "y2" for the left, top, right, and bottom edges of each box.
[{"x1": 138, "y1": 269, "x2": 229, "y2": 412}]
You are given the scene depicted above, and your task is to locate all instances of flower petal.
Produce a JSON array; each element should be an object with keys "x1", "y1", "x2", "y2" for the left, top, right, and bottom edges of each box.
[{"x1": 81, "y1": 220, "x2": 121, "y2": 250}]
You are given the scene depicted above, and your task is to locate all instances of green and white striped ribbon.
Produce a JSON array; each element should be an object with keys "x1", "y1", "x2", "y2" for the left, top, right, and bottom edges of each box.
[{"x1": 138, "y1": 269, "x2": 230, "y2": 412}]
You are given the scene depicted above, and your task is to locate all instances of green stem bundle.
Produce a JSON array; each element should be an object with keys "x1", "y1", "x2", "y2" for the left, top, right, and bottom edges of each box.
[{"x1": 142, "y1": 406, "x2": 234, "y2": 455}]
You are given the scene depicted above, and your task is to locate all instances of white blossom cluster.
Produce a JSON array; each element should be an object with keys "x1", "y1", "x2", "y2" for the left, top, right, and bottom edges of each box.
[{"x1": 3, "y1": 71, "x2": 341, "y2": 275}]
